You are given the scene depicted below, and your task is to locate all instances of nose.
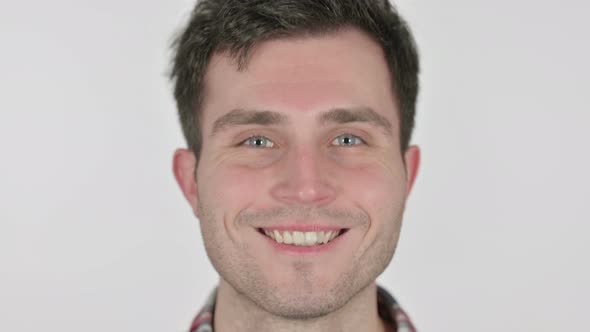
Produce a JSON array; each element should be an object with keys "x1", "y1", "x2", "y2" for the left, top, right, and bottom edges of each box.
[{"x1": 269, "y1": 147, "x2": 337, "y2": 206}]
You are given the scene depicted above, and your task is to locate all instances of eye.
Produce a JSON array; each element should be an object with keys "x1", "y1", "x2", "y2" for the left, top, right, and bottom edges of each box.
[
  {"x1": 332, "y1": 134, "x2": 365, "y2": 147},
  {"x1": 241, "y1": 135, "x2": 275, "y2": 148}
]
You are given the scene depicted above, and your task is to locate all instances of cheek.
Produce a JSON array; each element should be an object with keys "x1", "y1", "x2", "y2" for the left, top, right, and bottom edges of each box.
[
  {"x1": 197, "y1": 163, "x2": 273, "y2": 252},
  {"x1": 342, "y1": 157, "x2": 406, "y2": 198},
  {"x1": 340, "y1": 158, "x2": 407, "y2": 222},
  {"x1": 199, "y1": 162, "x2": 270, "y2": 214}
]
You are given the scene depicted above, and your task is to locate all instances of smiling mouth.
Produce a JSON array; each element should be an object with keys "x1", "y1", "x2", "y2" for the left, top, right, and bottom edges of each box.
[{"x1": 257, "y1": 228, "x2": 349, "y2": 246}]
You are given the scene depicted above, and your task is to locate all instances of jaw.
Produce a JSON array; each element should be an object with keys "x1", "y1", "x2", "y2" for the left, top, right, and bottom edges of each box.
[{"x1": 215, "y1": 272, "x2": 384, "y2": 332}]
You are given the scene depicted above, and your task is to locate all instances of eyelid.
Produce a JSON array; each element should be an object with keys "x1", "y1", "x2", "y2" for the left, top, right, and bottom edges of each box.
[
  {"x1": 234, "y1": 131, "x2": 368, "y2": 148},
  {"x1": 239, "y1": 134, "x2": 276, "y2": 148},
  {"x1": 331, "y1": 133, "x2": 367, "y2": 146}
]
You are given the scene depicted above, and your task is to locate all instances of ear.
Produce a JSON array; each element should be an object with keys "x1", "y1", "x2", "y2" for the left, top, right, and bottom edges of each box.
[
  {"x1": 403, "y1": 145, "x2": 421, "y2": 198},
  {"x1": 172, "y1": 148, "x2": 199, "y2": 217}
]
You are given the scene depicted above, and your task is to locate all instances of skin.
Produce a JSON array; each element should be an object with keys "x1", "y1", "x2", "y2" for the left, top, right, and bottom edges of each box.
[{"x1": 173, "y1": 28, "x2": 420, "y2": 332}]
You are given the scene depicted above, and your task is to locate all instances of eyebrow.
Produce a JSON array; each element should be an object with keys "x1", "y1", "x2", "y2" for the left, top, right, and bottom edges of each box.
[
  {"x1": 210, "y1": 109, "x2": 289, "y2": 137},
  {"x1": 319, "y1": 107, "x2": 394, "y2": 136},
  {"x1": 209, "y1": 107, "x2": 394, "y2": 137}
]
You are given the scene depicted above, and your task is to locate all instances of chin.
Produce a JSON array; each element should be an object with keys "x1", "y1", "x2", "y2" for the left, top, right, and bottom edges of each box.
[
  {"x1": 256, "y1": 291, "x2": 347, "y2": 320},
  {"x1": 239, "y1": 270, "x2": 363, "y2": 320}
]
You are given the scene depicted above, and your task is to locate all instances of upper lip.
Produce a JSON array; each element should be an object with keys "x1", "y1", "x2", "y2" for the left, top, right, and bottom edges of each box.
[{"x1": 258, "y1": 225, "x2": 347, "y2": 232}]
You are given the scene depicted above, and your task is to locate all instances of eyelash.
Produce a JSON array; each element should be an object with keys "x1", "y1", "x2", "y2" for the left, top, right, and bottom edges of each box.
[
  {"x1": 240, "y1": 135, "x2": 275, "y2": 148},
  {"x1": 239, "y1": 133, "x2": 366, "y2": 148},
  {"x1": 332, "y1": 134, "x2": 366, "y2": 147}
]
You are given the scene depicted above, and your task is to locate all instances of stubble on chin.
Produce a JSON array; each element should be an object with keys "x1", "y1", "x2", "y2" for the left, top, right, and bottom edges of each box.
[{"x1": 198, "y1": 200, "x2": 404, "y2": 321}]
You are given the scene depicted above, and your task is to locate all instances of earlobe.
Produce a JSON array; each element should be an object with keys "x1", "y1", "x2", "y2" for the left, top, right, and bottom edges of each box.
[
  {"x1": 172, "y1": 149, "x2": 199, "y2": 217},
  {"x1": 403, "y1": 145, "x2": 421, "y2": 198}
]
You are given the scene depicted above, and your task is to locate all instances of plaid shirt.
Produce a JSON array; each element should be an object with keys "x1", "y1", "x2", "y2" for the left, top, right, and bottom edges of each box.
[{"x1": 189, "y1": 285, "x2": 416, "y2": 332}]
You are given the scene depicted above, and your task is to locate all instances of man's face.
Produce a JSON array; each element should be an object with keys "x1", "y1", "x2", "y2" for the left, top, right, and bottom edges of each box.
[{"x1": 174, "y1": 28, "x2": 419, "y2": 318}]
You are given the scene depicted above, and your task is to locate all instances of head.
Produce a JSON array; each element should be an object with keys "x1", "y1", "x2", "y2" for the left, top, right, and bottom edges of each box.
[{"x1": 171, "y1": 0, "x2": 420, "y2": 320}]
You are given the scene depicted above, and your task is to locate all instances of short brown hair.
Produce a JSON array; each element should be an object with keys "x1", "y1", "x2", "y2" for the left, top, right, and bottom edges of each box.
[{"x1": 170, "y1": 0, "x2": 420, "y2": 158}]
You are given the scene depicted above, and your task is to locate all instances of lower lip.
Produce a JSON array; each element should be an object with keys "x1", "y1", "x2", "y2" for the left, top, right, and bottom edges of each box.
[{"x1": 259, "y1": 230, "x2": 347, "y2": 255}]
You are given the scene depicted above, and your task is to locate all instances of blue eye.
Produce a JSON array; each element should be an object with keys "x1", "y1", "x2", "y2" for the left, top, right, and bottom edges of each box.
[
  {"x1": 242, "y1": 136, "x2": 275, "y2": 148},
  {"x1": 332, "y1": 134, "x2": 365, "y2": 146}
]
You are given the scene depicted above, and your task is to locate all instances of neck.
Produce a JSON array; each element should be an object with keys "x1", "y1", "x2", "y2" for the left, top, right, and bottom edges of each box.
[{"x1": 213, "y1": 279, "x2": 388, "y2": 332}]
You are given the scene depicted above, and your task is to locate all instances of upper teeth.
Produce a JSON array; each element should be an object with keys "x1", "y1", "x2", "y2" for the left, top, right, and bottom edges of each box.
[{"x1": 263, "y1": 230, "x2": 340, "y2": 246}]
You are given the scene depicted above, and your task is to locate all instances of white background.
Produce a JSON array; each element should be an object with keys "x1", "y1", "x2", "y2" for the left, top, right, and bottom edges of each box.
[{"x1": 1, "y1": 0, "x2": 589, "y2": 331}]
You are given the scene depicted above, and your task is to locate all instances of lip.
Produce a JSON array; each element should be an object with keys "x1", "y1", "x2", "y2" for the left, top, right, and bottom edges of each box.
[
  {"x1": 259, "y1": 225, "x2": 343, "y2": 232},
  {"x1": 257, "y1": 227, "x2": 349, "y2": 255}
]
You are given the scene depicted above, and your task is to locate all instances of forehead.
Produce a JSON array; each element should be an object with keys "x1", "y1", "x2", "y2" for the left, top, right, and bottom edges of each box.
[{"x1": 200, "y1": 28, "x2": 398, "y2": 130}]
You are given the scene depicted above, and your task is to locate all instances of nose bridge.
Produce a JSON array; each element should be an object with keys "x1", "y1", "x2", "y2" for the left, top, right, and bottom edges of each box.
[{"x1": 270, "y1": 144, "x2": 336, "y2": 206}]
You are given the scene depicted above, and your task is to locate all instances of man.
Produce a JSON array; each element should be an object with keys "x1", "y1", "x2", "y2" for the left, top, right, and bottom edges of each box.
[{"x1": 170, "y1": 0, "x2": 420, "y2": 331}]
